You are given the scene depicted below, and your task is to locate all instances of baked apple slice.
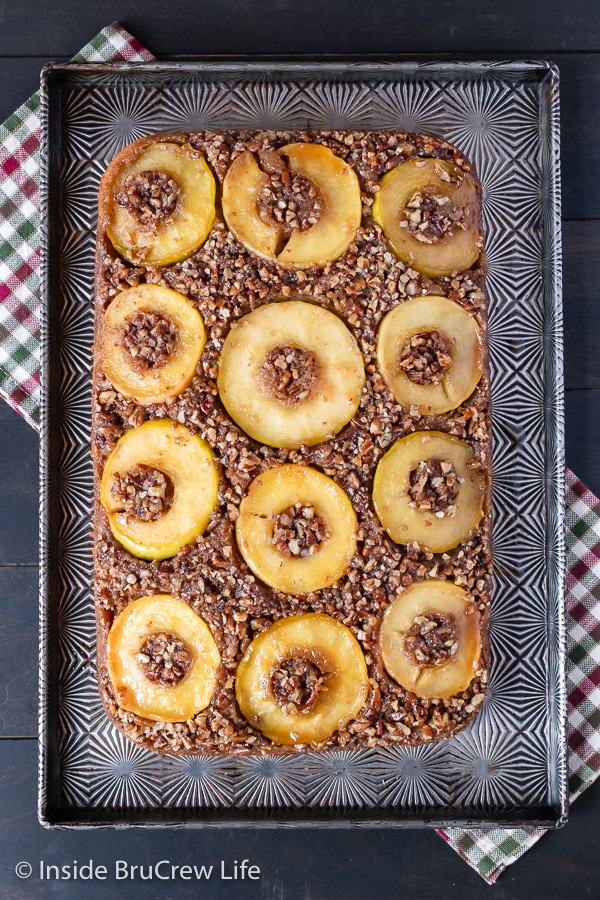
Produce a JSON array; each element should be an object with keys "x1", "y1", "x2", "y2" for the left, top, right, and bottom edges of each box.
[
  {"x1": 372, "y1": 431, "x2": 486, "y2": 553},
  {"x1": 100, "y1": 420, "x2": 219, "y2": 560},
  {"x1": 379, "y1": 580, "x2": 482, "y2": 699},
  {"x1": 372, "y1": 158, "x2": 481, "y2": 277},
  {"x1": 221, "y1": 143, "x2": 361, "y2": 267},
  {"x1": 220, "y1": 152, "x2": 281, "y2": 260},
  {"x1": 107, "y1": 594, "x2": 221, "y2": 721},
  {"x1": 235, "y1": 613, "x2": 368, "y2": 744},
  {"x1": 276, "y1": 143, "x2": 362, "y2": 267},
  {"x1": 217, "y1": 299, "x2": 364, "y2": 448},
  {"x1": 101, "y1": 139, "x2": 216, "y2": 266},
  {"x1": 235, "y1": 464, "x2": 357, "y2": 593},
  {"x1": 102, "y1": 284, "x2": 206, "y2": 405},
  {"x1": 377, "y1": 295, "x2": 483, "y2": 414}
]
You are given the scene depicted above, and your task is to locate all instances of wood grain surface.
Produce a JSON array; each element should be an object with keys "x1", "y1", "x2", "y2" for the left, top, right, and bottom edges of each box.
[
  {"x1": 1, "y1": 3, "x2": 599, "y2": 897},
  {"x1": 0, "y1": 1, "x2": 599, "y2": 55}
]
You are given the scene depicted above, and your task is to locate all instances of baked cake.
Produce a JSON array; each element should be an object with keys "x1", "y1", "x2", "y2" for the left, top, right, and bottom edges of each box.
[{"x1": 92, "y1": 130, "x2": 492, "y2": 754}]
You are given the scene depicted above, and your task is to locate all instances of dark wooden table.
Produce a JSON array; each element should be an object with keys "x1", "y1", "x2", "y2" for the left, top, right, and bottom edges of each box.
[{"x1": 1, "y1": 3, "x2": 599, "y2": 897}]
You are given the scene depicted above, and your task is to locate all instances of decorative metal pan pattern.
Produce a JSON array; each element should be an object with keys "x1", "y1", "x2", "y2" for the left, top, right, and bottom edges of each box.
[{"x1": 38, "y1": 61, "x2": 566, "y2": 828}]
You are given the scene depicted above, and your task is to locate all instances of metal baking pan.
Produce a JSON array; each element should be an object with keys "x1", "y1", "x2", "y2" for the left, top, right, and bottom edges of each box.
[{"x1": 38, "y1": 60, "x2": 566, "y2": 828}]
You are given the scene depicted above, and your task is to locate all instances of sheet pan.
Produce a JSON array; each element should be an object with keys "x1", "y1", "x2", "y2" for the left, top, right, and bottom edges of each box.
[{"x1": 38, "y1": 60, "x2": 566, "y2": 828}]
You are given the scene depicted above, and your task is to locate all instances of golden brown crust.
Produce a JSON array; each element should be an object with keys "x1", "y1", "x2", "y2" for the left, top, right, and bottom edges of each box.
[{"x1": 93, "y1": 129, "x2": 492, "y2": 755}]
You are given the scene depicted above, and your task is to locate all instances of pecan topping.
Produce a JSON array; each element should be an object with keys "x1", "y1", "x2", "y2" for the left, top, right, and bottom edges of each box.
[
  {"x1": 408, "y1": 458, "x2": 461, "y2": 516},
  {"x1": 399, "y1": 186, "x2": 463, "y2": 244},
  {"x1": 94, "y1": 132, "x2": 493, "y2": 754},
  {"x1": 270, "y1": 656, "x2": 327, "y2": 714},
  {"x1": 111, "y1": 464, "x2": 174, "y2": 522},
  {"x1": 270, "y1": 502, "x2": 330, "y2": 557},
  {"x1": 259, "y1": 345, "x2": 319, "y2": 404},
  {"x1": 404, "y1": 611, "x2": 458, "y2": 667},
  {"x1": 115, "y1": 170, "x2": 180, "y2": 227},
  {"x1": 256, "y1": 150, "x2": 324, "y2": 234},
  {"x1": 398, "y1": 330, "x2": 453, "y2": 386},
  {"x1": 122, "y1": 311, "x2": 177, "y2": 372},
  {"x1": 137, "y1": 632, "x2": 192, "y2": 687}
]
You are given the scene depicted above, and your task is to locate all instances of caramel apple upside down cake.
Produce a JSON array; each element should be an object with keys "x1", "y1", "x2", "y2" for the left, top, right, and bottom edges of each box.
[{"x1": 92, "y1": 130, "x2": 491, "y2": 755}]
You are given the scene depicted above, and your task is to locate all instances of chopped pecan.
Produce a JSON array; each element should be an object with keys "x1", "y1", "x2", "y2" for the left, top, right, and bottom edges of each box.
[
  {"x1": 270, "y1": 502, "x2": 330, "y2": 557},
  {"x1": 398, "y1": 330, "x2": 453, "y2": 386},
  {"x1": 257, "y1": 151, "x2": 324, "y2": 234},
  {"x1": 404, "y1": 612, "x2": 458, "y2": 667},
  {"x1": 270, "y1": 656, "x2": 326, "y2": 714},
  {"x1": 137, "y1": 632, "x2": 191, "y2": 687},
  {"x1": 116, "y1": 170, "x2": 180, "y2": 227},
  {"x1": 122, "y1": 311, "x2": 177, "y2": 372},
  {"x1": 111, "y1": 464, "x2": 174, "y2": 522},
  {"x1": 408, "y1": 457, "x2": 460, "y2": 516},
  {"x1": 399, "y1": 185, "x2": 463, "y2": 244},
  {"x1": 260, "y1": 345, "x2": 319, "y2": 404}
]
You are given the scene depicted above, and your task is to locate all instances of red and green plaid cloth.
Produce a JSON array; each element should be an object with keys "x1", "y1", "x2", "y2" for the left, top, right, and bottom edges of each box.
[
  {"x1": 0, "y1": 23, "x2": 154, "y2": 430},
  {"x1": 440, "y1": 468, "x2": 600, "y2": 881},
  {"x1": 1, "y1": 23, "x2": 598, "y2": 885}
]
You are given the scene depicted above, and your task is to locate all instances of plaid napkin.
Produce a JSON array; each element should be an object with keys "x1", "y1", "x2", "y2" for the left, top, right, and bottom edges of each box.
[
  {"x1": 0, "y1": 22, "x2": 155, "y2": 430},
  {"x1": 440, "y1": 468, "x2": 600, "y2": 882},
  {"x1": 0, "y1": 23, "x2": 596, "y2": 885}
]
